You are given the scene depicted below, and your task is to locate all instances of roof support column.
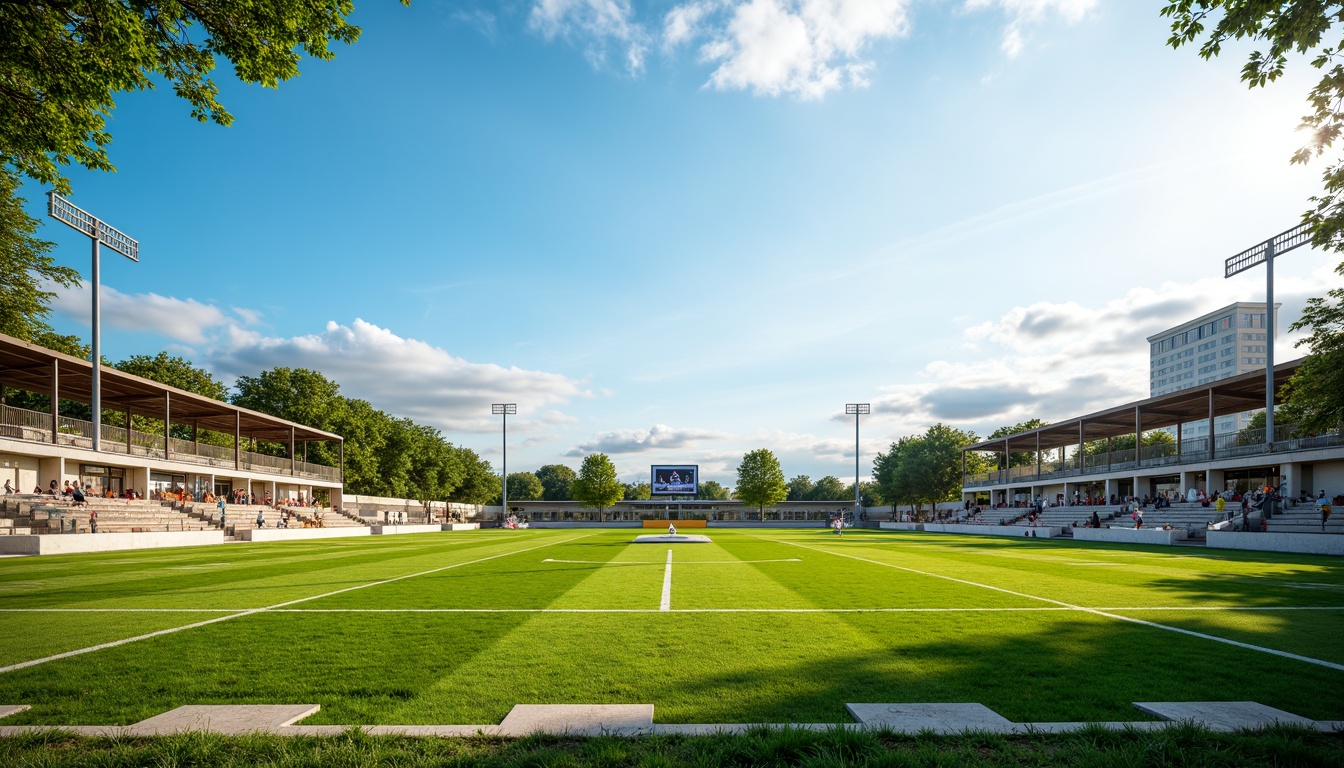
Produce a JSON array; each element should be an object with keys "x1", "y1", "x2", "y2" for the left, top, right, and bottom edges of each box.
[
  {"x1": 1208, "y1": 388, "x2": 1216, "y2": 460},
  {"x1": 192, "y1": 420, "x2": 198, "y2": 456},
  {"x1": 49, "y1": 360, "x2": 58, "y2": 445},
  {"x1": 290, "y1": 426, "x2": 296, "y2": 477},
  {"x1": 1035, "y1": 432, "x2": 1041, "y2": 477},
  {"x1": 1176, "y1": 421, "x2": 1183, "y2": 462},
  {"x1": 163, "y1": 392, "x2": 171, "y2": 460},
  {"x1": 1003, "y1": 439, "x2": 1009, "y2": 484},
  {"x1": 124, "y1": 407, "x2": 131, "y2": 454},
  {"x1": 1134, "y1": 407, "x2": 1141, "y2": 465},
  {"x1": 1077, "y1": 421, "x2": 1084, "y2": 473},
  {"x1": 233, "y1": 412, "x2": 241, "y2": 471},
  {"x1": 1106, "y1": 436, "x2": 1112, "y2": 472},
  {"x1": 339, "y1": 439, "x2": 344, "y2": 485}
]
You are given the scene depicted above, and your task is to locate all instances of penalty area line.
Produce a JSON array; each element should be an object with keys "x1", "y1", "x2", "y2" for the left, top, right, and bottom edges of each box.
[
  {"x1": 3, "y1": 605, "x2": 1342, "y2": 614},
  {"x1": 763, "y1": 537, "x2": 1344, "y2": 674},
  {"x1": 0, "y1": 533, "x2": 594, "y2": 675}
]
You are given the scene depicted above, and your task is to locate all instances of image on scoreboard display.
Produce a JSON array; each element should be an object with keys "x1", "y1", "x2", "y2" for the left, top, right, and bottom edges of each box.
[{"x1": 651, "y1": 465, "x2": 698, "y2": 496}]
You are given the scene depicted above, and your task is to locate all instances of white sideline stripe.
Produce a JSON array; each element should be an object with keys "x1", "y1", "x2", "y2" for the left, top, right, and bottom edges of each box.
[
  {"x1": 659, "y1": 549, "x2": 673, "y2": 611},
  {"x1": 764, "y1": 537, "x2": 1344, "y2": 673},
  {"x1": 541, "y1": 558, "x2": 802, "y2": 565},
  {"x1": 0, "y1": 533, "x2": 592, "y2": 675},
  {"x1": 0, "y1": 605, "x2": 1341, "y2": 614}
]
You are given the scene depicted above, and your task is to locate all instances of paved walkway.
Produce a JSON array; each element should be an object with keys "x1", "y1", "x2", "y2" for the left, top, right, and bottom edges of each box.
[{"x1": 0, "y1": 701, "x2": 1339, "y2": 736}]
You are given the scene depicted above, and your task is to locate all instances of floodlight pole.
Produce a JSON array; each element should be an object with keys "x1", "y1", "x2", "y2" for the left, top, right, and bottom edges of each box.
[
  {"x1": 47, "y1": 193, "x2": 138, "y2": 453},
  {"x1": 1224, "y1": 222, "x2": 1310, "y2": 452},
  {"x1": 846, "y1": 404, "x2": 870, "y2": 521},
  {"x1": 492, "y1": 404, "x2": 516, "y2": 521}
]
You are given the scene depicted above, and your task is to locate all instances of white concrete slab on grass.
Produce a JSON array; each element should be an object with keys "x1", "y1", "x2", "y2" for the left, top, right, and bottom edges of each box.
[
  {"x1": 131, "y1": 705, "x2": 321, "y2": 735},
  {"x1": 1133, "y1": 701, "x2": 1317, "y2": 731},
  {"x1": 443, "y1": 523, "x2": 481, "y2": 531},
  {"x1": 1206, "y1": 531, "x2": 1344, "y2": 557},
  {"x1": 633, "y1": 534, "x2": 712, "y2": 544},
  {"x1": 0, "y1": 530, "x2": 224, "y2": 556},
  {"x1": 497, "y1": 704, "x2": 654, "y2": 736},
  {"x1": 846, "y1": 703, "x2": 1015, "y2": 733},
  {"x1": 0, "y1": 705, "x2": 28, "y2": 719},
  {"x1": 1072, "y1": 527, "x2": 1188, "y2": 546},
  {"x1": 372, "y1": 524, "x2": 442, "y2": 535},
  {"x1": 922, "y1": 523, "x2": 1061, "y2": 539},
  {"x1": 240, "y1": 527, "x2": 370, "y2": 542}
]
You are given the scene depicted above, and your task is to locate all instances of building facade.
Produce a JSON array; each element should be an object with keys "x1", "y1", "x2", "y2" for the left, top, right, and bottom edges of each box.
[{"x1": 1147, "y1": 301, "x2": 1279, "y2": 439}]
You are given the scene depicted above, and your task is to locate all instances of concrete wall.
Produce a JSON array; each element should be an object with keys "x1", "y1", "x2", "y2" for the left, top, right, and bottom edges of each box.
[
  {"x1": 1072, "y1": 527, "x2": 1188, "y2": 546},
  {"x1": 1206, "y1": 531, "x2": 1344, "y2": 556},
  {"x1": 1312, "y1": 463, "x2": 1344, "y2": 498},
  {"x1": 239, "y1": 527, "x2": 370, "y2": 542},
  {"x1": 527, "y1": 521, "x2": 642, "y2": 529},
  {"x1": 922, "y1": 523, "x2": 1061, "y2": 539},
  {"x1": 711, "y1": 521, "x2": 827, "y2": 529},
  {"x1": 443, "y1": 523, "x2": 480, "y2": 531},
  {"x1": 371, "y1": 524, "x2": 443, "y2": 535},
  {"x1": 0, "y1": 529, "x2": 224, "y2": 555},
  {"x1": 879, "y1": 522, "x2": 923, "y2": 531}
]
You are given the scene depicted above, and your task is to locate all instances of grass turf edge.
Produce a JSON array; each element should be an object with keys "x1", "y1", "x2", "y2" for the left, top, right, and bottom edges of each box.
[{"x1": 0, "y1": 724, "x2": 1341, "y2": 767}]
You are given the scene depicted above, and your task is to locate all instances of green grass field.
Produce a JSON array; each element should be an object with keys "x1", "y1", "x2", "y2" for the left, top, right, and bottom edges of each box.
[{"x1": 0, "y1": 528, "x2": 1341, "y2": 728}]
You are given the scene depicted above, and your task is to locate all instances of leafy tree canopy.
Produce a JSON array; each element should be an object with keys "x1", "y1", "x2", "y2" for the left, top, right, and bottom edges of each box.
[
  {"x1": 1, "y1": 0, "x2": 377, "y2": 193},
  {"x1": 622, "y1": 481, "x2": 651, "y2": 501},
  {"x1": 735, "y1": 449, "x2": 787, "y2": 514},
  {"x1": 785, "y1": 474, "x2": 813, "y2": 501},
  {"x1": 698, "y1": 480, "x2": 731, "y2": 500},
  {"x1": 507, "y1": 472, "x2": 545, "y2": 502},
  {"x1": 535, "y1": 464, "x2": 576, "y2": 501},
  {"x1": 0, "y1": 173, "x2": 80, "y2": 342},
  {"x1": 115, "y1": 352, "x2": 227, "y2": 400},
  {"x1": 572, "y1": 453, "x2": 623, "y2": 519},
  {"x1": 1164, "y1": 2, "x2": 1344, "y2": 427},
  {"x1": 810, "y1": 475, "x2": 849, "y2": 501},
  {"x1": 873, "y1": 424, "x2": 981, "y2": 515}
]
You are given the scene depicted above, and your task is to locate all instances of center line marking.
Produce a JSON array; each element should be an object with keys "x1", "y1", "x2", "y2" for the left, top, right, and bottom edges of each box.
[
  {"x1": 0, "y1": 533, "x2": 593, "y2": 675},
  {"x1": 762, "y1": 536, "x2": 1344, "y2": 673},
  {"x1": 660, "y1": 549, "x2": 673, "y2": 612}
]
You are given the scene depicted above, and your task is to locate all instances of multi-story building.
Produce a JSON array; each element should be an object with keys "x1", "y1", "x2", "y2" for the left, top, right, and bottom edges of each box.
[{"x1": 1147, "y1": 301, "x2": 1279, "y2": 439}]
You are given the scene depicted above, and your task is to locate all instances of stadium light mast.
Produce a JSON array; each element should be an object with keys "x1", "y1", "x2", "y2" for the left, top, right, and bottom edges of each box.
[
  {"x1": 1224, "y1": 222, "x2": 1311, "y2": 452},
  {"x1": 492, "y1": 403, "x2": 516, "y2": 520},
  {"x1": 47, "y1": 193, "x2": 139, "y2": 453},
  {"x1": 846, "y1": 403, "x2": 870, "y2": 520}
]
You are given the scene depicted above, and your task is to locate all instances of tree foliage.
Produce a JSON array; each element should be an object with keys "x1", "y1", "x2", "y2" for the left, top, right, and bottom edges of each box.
[
  {"x1": 698, "y1": 480, "x2": 731, "y2": 500},
  {"x1": 1164, "y1": 2, "x2": 1344, "y2": 424},
  {"x1": 810, "y1": 475, "x2": 849, "y2": 501},
  {"x1": 1284, "y1": 270, "x2": 1344, "y2": 431},
  {"x1": 0, "y1": 172, "x2": 80, "y2": 341},
  {"x1": 734, "y1": 449, "x2": 787, "y2": 515},
  {"x1": 622, "y1": 481, "x2": 652, "y2": 501},
  {"x1": 115, "y1": 352, "x2": 227, "y2": 400},
  {"x1": 507, "y1": 472, "x2": 545, "y2": 502},
  {"x1": 786, "y1": 474, "x2": 813, "y2": 501},
  {"x1": 535, "y1": 464, "x2": 576, "y2": 501},
  {"x1": 0, "y1": 0, "x2": 373, "y2": 193},
  {"x1": 873, "y1": 424, "x2": 981, "y2": 516},
  {"x1": 572, "y1": 453, "x2": 623, "y2": 520},
  {"x1": 987, "y1": 419, "x2": 1050, "y2": 468}
]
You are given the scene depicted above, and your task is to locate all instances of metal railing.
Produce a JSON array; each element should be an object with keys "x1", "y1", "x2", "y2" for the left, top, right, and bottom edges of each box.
[
  {"x1": 962, "y1": 426, "x2": 1344, "y2": 487},
  {"x1": 0, "y1": 403, "x2": 339, "y2": 481}
]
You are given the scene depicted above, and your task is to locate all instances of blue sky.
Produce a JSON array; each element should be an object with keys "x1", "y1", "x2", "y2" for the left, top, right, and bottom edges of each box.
[{"x1": 20, "y1": 0, "x2": 1344, "y2": 487}]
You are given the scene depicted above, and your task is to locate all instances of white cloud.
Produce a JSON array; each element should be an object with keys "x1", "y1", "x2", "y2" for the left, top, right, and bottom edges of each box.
[
  {"x1": 667, "y1": 0, "x2": 910, "y2": 99},
  {"x1": 207, "y1": 319, "x2": 586, "y2": 434},
  {"x1": 566, "y1": 423, "x2": 729, "y2": 455},
  {"x1": 50, "y1": 281, "x2": 240, "y2": 345},
  {"x1": 864, "y1": 262, "x2": 1339, "y2": 439},
  {"x1": 531, "y1": 0, "x2": 648, "y2": 74},
  {"x1": 964, "y1": 0, "x2": 1098, "y2": 60}
]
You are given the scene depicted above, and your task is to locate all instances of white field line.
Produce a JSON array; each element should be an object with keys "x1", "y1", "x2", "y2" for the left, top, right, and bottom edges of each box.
[
  {"x1": 0, "y1": 533, "x2": 592, "y2": 675},
  {"x1": 542, "y1": 558, "x2": 802, "y2": 565},
  {"x1": 0, "y1": 605, "x2": 1342, "y2": 614},
  {"x1": 765, "y1": 537, "x2": 1344, "y2": 673},
  {"x1": 660, "y1": 549, "x2": 673, "y2": 612}
]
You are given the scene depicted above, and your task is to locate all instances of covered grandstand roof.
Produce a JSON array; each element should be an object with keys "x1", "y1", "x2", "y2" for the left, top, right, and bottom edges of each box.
[
  {"x1": 0, "y1": 333, "x2": 340, "y2": 442},
  {"x1": 963, "y1": 358, "x2": 1303, "y2": 453}
]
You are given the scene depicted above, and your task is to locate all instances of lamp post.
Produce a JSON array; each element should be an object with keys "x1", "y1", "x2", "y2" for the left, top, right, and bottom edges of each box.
[
  {"x1": 846, "y1": 403, "x2": 870, "y2": 522},
  {"x1": 47, "y1": 193, "x2": 139, "y2": 452},
  {"x1": 1224, "y1": 223, "x2": 1311, "y2": 451},
  {"x1": 492, "y1": 403, "x2": 516, "y2": 521}
]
